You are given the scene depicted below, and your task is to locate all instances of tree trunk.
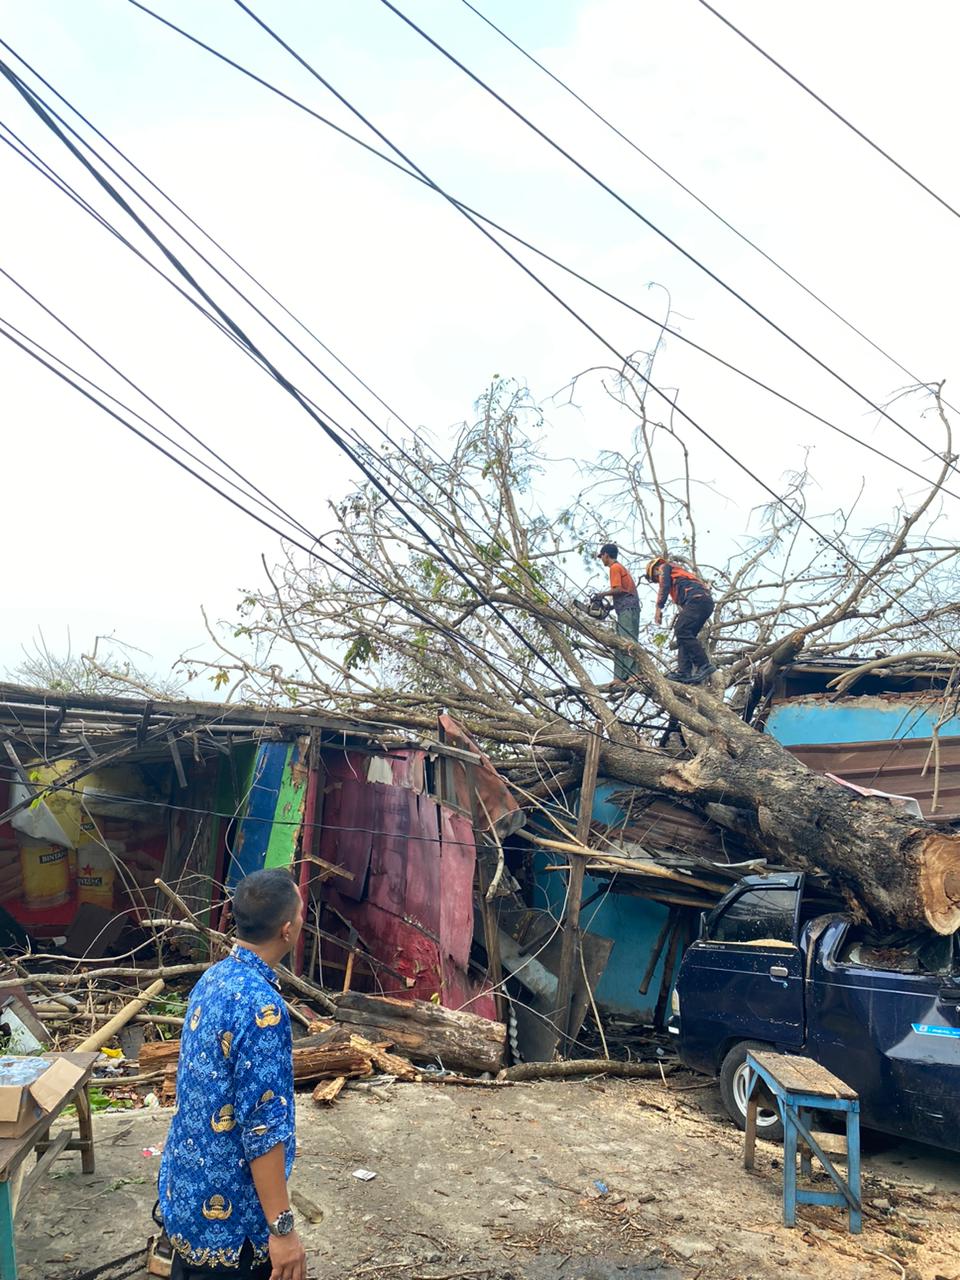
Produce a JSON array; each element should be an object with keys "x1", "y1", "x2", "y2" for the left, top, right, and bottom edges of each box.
[
  {"x1": 333, "y1": 992, "x2": 506, "y2": 1074},
  {"x1": 588, "y1": 723, "x2": 960, "y2": 935}
]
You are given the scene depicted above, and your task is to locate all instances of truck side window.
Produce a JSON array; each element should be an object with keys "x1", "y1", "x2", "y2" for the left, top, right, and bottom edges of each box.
[{"x1": 709, "y1": 888, "x2": 798, "y2": 945}]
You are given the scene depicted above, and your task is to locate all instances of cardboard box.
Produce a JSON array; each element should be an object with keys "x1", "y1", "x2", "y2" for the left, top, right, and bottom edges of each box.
[{"x1": 0, "y1": 1056, "x2": 87, "y2": 1139}]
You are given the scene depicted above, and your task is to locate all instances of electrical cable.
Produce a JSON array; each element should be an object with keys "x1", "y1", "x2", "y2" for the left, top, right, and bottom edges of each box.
[
  {"x1": 1, "y1": 78, "x2": 413, "y2": 471},
  {"x1": 218, "y1": 2, "x2": 960, "y2": 665},
  {"x1": 115, "y1": 3, "x2": 959, "y2": 504},
  {"x1": 0, "y1": 114, "x2": 266, "y2": 364},
  {"x1": 7, "y1": 22, "x2": 960, "y2": 757},
  {"x1": 459, "y1": 0, "x2": 960, "y2": 421},
  {"x1": 0, "y1": 267, "x2": 318, "y2": 541},
  {"x1": 0, "y1": 33, "x2": 414, "y2": 440},
  {"x1": 3, "y1": 74, "x2": 957, "y2": 870},
  {"x1": 5, "y1": 23, "x2": 958, "y2": 777},
  {"x1": 0, "y1": 57, "x2": 628, "y2": 723},
  {"x1": 374, "y1": 0, "x2": 960, "y2": 475},
  {"x1": 695, "y1": 0, "x2": 960, "y2": 224}
]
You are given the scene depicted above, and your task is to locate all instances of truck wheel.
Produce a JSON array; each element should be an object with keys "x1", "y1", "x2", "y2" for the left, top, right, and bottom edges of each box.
[{"x1": 719, "y1": 1041, "x2": 784, "y2": 1144}]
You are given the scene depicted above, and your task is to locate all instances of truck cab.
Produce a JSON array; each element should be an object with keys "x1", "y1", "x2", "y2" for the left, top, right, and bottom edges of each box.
[{"x1": 673, "y1": 874, "x2": 960, "y2": 1149}]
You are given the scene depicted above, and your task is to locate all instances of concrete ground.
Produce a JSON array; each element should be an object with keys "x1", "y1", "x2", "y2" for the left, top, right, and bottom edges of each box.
[{"x1": 13, "y1": 1073, "x2": 960, "y2": 1280}]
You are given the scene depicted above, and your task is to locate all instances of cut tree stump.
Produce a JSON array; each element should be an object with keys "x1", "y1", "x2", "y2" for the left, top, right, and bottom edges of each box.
[{"x1": 333, "y1": 992, "x2": 505, "y2": 1074}]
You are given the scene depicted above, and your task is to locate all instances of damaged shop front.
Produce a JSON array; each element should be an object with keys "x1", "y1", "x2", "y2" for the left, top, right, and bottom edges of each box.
[{"x1": 0, "y1": 686, "x2": 626, "y2": 1068}]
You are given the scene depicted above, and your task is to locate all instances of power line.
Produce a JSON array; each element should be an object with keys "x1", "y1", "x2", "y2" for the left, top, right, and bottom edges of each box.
[
  {"x1": 695, "y1": 0, "x2": 960, "y2": 224},
  {"x1": 374, "y1": 0, "x2": 960, "y2": 477},
  {"x1": 0, "y1": 267, "x2": 317, "y2": 541},
  {"x1": 5, "y1": 22, "x2": 958, "y2": 794},
  {"x1": 458, "y1": 0, "x2": 960, "y2": 421},
  {"x1": 116, "y1": 2, "x2": 958, "y2": 505},
  {"x1": 9, "y1": 12, "x2": 960, "y2": 701},
  {"x1": 0, "y1": 33, "x2": 414, "y2": 440},
  {"x1": 223, "y1": 1, "x2": 960, "y2": 666},
  {"x1": 1, "y1": 65, "x2": 634, "y2": 732}
]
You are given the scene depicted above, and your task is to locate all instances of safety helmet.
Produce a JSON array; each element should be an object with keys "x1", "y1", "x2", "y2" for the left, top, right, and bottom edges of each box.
[{"x1": 645, "y1": 556, "x2": 667, "y2": 582}]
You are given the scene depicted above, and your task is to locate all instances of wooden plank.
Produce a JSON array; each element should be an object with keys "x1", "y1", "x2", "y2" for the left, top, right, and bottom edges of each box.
[
  {"x1": 639, "y1": 908, "x2": 677, "y2": 996},
  {"x1": 166, "y1": 732, "x2": 187, "y2": 788},
  {"x1": 744, "y1": 1098, "x2": 758, "y2": 1171},
  {"x1": 555, "y1": 729, "x2": 602, "y2": 1044},
  {"x1": 751, "y1": 1051, "x2": 857, "y2": 1100},
  {"x1": 653, "y1": 914, "x2": 685, "y2": 1028}
]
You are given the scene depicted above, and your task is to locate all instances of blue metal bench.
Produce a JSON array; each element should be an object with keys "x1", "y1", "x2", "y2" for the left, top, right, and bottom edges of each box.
[{"x1": 744, "y1": 1050, "x2": 861, "y2": 1234}]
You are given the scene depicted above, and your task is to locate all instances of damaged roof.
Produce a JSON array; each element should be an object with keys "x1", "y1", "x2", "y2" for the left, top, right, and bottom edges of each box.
[{"x1": 0, "y1": 682, "x2": 482, "y2": 769}]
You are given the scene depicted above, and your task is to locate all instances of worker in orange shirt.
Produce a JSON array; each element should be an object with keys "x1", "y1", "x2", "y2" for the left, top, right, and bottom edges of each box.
[
  {"x1": 597, "y1": 543, "x2": 640, "y2": 683},
  {"x1": 646, "y1": 556, "x2": 716, "y2": 684}
]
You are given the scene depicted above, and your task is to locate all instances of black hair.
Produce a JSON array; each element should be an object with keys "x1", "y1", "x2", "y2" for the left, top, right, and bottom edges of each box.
[
  {"x1": 231, "y1": 869, "x2": 301, "y2": 943},
  {"x1": 599, "y1": 542, "x2": 618, "y2": 560}
]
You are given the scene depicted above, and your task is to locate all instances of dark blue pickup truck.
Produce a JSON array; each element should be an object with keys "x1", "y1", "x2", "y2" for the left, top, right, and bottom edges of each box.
[{"x1": 672, "y1": 873, "x2": 960, "y2": 1149}]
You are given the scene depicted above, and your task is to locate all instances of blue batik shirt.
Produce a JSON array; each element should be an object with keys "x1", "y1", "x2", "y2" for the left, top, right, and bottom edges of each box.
[{"x1": 158, "y1": 945, "x2": 296, "y2": 1270}]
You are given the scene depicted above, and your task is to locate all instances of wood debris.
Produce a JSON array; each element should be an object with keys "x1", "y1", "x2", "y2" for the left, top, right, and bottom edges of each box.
[{"x1": 312, "y1": 1076, "x2": 348, "y2": 1105}]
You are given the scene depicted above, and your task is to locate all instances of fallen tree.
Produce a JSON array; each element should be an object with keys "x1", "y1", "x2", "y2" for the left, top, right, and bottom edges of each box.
[{"x1": 192, "y1": 375, "x2": 960, "y2": 933}]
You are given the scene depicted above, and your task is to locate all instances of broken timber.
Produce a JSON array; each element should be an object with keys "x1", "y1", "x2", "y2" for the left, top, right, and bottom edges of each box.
[
  {"x1": 332, "y1": 992, "x2": 505, "y2": 1074},
  {"x1": 554, "y1": 727, "x2": 601, "y2": 1048}
]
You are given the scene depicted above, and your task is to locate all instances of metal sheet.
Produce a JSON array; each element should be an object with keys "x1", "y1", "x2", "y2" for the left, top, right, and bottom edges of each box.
[{"x1": 787, "y1": 737, "x2": 960, "y2": 820}]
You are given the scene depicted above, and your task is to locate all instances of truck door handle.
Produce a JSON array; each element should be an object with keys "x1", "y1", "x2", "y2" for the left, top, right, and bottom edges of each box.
[{"x1": 769, "y1": 965, "x2": 789, "y2": 979}]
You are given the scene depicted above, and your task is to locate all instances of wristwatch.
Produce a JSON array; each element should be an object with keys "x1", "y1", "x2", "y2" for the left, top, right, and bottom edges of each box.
[{"x1": 267, "y1": 1209, "x2": 295, "y2": 1237}]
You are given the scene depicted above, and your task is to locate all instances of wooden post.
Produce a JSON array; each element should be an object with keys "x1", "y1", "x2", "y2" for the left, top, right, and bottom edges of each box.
[
  {"x1": 295, "y1": 735, "x2": 324, "y2": 976},
  {"x1": 638, "y1": 908, "x2": 676, "y2": 996},
  {"x1": 476, "y1": 851, "x2": 506, "y2": 1023},
  {"x1": 470, "y1": 789, "x2": 505, "y2": 1023},
  {"x1": 555, "y1": 727, "x2": 602, "y2": 1048},
  {"x1": 653, "y1": 915, "x2": 685, "y2": 1028}
]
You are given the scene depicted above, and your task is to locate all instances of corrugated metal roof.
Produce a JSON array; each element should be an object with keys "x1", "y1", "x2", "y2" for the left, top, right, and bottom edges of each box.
[{"x1": 787, "y1": 736, "x2": 960, "y2": 821}]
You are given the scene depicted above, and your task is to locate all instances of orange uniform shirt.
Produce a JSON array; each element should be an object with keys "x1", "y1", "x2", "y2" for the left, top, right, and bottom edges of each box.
[{"x1": 608, "y1": 561, "x2": 639, "y2": 612}]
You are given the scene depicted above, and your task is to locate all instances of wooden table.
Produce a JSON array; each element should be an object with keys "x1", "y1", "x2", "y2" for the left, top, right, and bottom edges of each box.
[
  {"x1": 744, "y1": 1050, "x2": 861, "y2": 1234},
  {"x1": 0, "y1": 1052, "x2": 99, "y2": 1279}
]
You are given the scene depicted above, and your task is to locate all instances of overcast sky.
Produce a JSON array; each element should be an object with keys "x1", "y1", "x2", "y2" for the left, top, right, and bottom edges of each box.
[{"x1": 2, "y1": 0, "x2": 958, "y2": 690}]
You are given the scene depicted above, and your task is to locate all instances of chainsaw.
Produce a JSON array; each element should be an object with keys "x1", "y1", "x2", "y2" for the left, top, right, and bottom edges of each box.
[{"x1": 573, "y1": 592, "x2": 613, "y2": 621}]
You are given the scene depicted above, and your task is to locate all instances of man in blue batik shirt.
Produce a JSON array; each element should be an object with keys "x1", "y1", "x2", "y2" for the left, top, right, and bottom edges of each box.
[{"x1": 159, "y1": 870, "x2": 307, "y2": 1280}]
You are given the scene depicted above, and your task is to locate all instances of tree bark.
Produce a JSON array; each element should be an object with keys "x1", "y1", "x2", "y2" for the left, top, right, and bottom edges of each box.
[
  {"x1": 501, "y1": 1059, "x2": 674, "y2": 1081},
  {"x1": 332, "y1": 992, "x2": 506, "y2": 1074}
]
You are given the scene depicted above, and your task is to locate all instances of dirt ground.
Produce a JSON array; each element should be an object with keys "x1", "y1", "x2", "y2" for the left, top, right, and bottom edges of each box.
[{"x1": 14, "y1": 1072, "x2": 960, "y2": 1280}]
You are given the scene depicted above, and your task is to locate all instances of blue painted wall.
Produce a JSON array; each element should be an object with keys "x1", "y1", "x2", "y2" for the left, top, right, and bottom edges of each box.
[
  {"x1": 765, "y1": 700, "x2": 960, "y2": 747},
  {"x1": 533, "y1": 781, "x2": 682, "y2": 1020}
]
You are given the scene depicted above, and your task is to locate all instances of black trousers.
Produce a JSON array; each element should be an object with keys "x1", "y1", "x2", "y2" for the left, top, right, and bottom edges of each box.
[
  {"x1": 171, "y1": 1241, "x2": 270, "y2": 1280},
  {"x1": 674, "y1": 595, "x2": 714, "y2": 673}
]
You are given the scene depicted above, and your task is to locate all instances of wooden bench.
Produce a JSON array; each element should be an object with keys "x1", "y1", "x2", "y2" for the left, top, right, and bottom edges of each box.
[
  {"x1": 0, "y1": 1052, "x2": 99, "y2": 1279},
  {"x1": 744, "y1": 1050, "x2": 861, "y2": 1234}
]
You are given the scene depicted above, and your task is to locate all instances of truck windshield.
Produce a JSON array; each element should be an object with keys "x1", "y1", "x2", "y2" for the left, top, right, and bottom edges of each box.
[{"x1": 710, "y1": 887, "x2": 798, "y2": 945}]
